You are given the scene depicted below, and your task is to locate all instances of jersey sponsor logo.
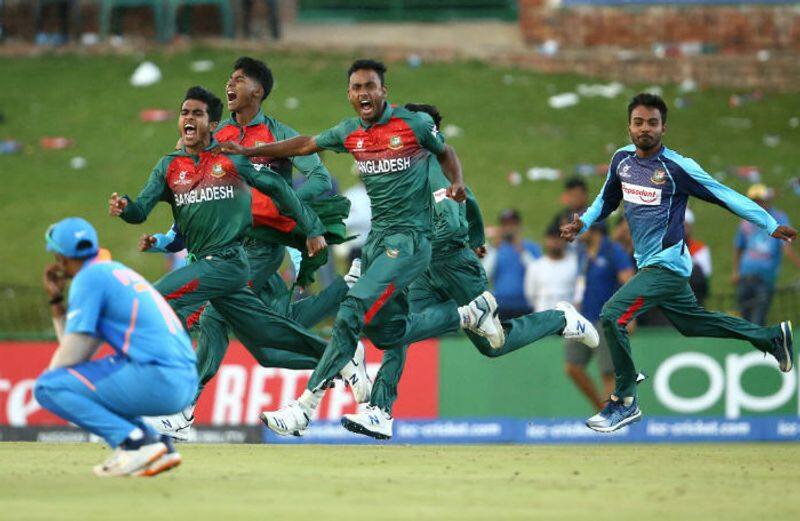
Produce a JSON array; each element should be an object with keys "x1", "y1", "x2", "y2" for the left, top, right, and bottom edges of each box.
[
  {"x1": 355, "y1": 156, "x2": 412, "y2": 175},
  {"x1": 433, "y1": 188, "x2": 448, "y2": 203},
  {"x1": 388, "y1": 135, "x2": 403, "y2": 150},
  {"x1": 386, "y1": 248, "x2": 399, "y2": 259},
  {"x1": 174, "y1": 171, "x2": 193, "y2": 186},
  {"x1": 211, "y1": 163, "x2": 226, "y2": 178},
  {"x1": 174, "y1": 185, "x2": 236, "y2": 206},
  {"x1": 621, "y1": 182, "x2": 662, "y2": 206}
]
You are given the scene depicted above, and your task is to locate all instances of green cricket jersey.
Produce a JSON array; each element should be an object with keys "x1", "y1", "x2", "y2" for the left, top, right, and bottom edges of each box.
[
  {"x1": 314, "y1": 103, "x2": 446, "y2": 234},
  {"x1": 120, "y1": 141, "x2": 324, "y2": 257},
  {"x1": 429, "y1": 164, "x2": 486, "y2": 256}
]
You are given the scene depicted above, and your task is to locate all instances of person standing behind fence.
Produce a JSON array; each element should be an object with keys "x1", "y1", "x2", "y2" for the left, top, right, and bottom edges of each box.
[
  {"x1": 482, "y1": 208, "x2": 542, "y2": 319},
  {"x1": 523, "y1": 224, "x2": 578, "y2": 317},
  {"x1": 733, "y1": 184, "x2": 800, "y2": 325}
]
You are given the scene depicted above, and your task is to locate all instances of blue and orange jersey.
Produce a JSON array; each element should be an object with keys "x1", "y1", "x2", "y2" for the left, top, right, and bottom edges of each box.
[
  {"x1": 65, "y1": 257, "x2": 195, "y2": 366},
  {"x1": 214, "y1": 110, "x2": 331, "y2": 233},
  {"x1": 314, "y1": 103, "x2": 446, "y2": 234},
  {"x1": 120, "y1": 141, "x2": 324, "y2": 257},
  {"x1": 580, "y1": 144, "x2": 779, "y2": 277}
]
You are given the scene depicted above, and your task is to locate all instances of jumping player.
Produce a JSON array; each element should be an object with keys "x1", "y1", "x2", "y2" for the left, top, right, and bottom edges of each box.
[{"x1": 560, "y1": 93, "x2": 797, "y2": 432}]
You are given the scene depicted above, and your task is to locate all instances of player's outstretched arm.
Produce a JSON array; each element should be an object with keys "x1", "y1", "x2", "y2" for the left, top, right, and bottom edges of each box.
[
  {"x1": 560, "y1": 213, "x2": 585, "y2": 243},
  {"x1": 274, "y1": 121, "x2": 333, "y2": 201},
  {"x1": 437, "y1": 145, "x2": 466, "y2": 203},
  {"x1": 110, "y1": 159, "x2": 169, "y2": 223},
  {"x1": 221, "y1": 135, "x2": 321, "y2": 159}
]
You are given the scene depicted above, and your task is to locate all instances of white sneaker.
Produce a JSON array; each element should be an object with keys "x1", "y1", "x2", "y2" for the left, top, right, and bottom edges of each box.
[
  {"x1": 93, "y1": 442, "x2": 167, "y2": 477},
  {"x1": 340, "y1": 341, "x2": 372, "y2": 403},
  {"x1": 341, "y1": 405, "x2": 393, "y2": 440},
  {"x1": 260, "y1": 401, "x2": 310, "y2": 437},
  {"x1": 344, "y1": 258, "x2": 361, "y2": 288},
  {"x1": 143, "y1": 404, "x2": 195, "y2": 441},
  {"x1": 459, "y1": 291, "x2": 505, "y2": 349},
  {"x1": 556, "y1": 301, "x2": 599, "y2": 348}
]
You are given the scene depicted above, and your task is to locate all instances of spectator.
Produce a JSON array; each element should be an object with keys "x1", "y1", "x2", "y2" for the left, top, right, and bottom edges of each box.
[
  {"x1": 550, "y1": 177, "x2": 589, "y2": 232},
  {"x1": 34, "y1": 0, "x2": 75, "y2": 46},
  {"x1": 733, "y1": 184, "x2": 800, "y2": 325},
  {"x1": 685, "y1": 208, "x2": 712, "y2": 305},
  {"x1": 241, "y1": 0, "x2": 282, "y2": 40},
  {"x1": 523, "y1": 224, "x2": 578, "y2": 314},
  {"x1": 482, "y1": 208, "x2": 542, "y2": 319},
  {"x1": 569, "y1": 222, "x2": 634, "y2": 410}
]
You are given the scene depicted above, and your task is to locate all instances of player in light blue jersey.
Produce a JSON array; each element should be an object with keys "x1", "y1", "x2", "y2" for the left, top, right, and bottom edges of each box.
[
  {"x1": 35, "y1": 217, "x2": 198, "y2": 477},
  {"x1": 561, "y1": 93, "x2": 797, "y2": 433}
]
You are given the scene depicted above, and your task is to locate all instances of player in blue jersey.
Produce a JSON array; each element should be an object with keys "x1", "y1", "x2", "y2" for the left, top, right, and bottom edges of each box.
[
  {"x1": 35, "y1": 217, "x2": 199, "y2": 477},
  {"x1": 560, "y1": 93, "x2": 797, "y2": 433}
]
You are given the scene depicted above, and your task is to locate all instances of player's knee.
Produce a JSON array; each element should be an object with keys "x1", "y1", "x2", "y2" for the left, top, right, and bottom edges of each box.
[
  {"x1": 599, "y1": 306, "x2": 620, "y2": 330},
  {"x1": 33, "y1": 373, "x2": 59, "y2": 408}
]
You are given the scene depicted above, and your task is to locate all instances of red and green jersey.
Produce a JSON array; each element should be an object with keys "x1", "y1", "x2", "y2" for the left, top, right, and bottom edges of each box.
[
  {"x1": 120, "y1": 141, "x2": 324, "y2": 257},
  {"x1": 314, "y1": 103, "x2": 446, "y2": 234},
  {"x1": 214, "y1": 109, "x2": 331, "y2": 233}
]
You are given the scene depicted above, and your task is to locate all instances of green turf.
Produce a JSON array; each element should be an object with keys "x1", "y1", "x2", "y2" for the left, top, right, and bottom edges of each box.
[
  {"x1": 1, "y1": 48, "x2": 799, "y2": 293},
  {"x1": 0, "y1": 442, "x2": 798, "y2": 520}
]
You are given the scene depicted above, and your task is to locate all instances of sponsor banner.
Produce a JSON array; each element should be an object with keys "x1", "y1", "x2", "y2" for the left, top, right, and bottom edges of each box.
[
  {"x1": 0, "y1": 339, "x2": 438, "y2": 427},
  {"x1": 0, "y1": 426, "x2": 262, "y2": 443},
  {"x1": 263, "y1": 417, "x2": 800, "y2": 445},
  {"x1": 438, "y1": 331, "x2": 800, "y2": 418}
]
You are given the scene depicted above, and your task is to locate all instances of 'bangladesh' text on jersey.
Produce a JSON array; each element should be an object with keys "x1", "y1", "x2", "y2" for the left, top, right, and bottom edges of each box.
[
  {"x1": 314, "y1": 103, "x2": 446, "y2": 234},
  {"x1": 120, "y1": 141, "x2": 323, "y2": 257},
  {"x1": 580, "y1": 144, "x2": 779, "y2": 277}
]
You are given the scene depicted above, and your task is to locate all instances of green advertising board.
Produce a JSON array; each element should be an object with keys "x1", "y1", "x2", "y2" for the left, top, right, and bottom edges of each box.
[{"x1": 438, "y1": 328, "x2": 795, "y2": 418}]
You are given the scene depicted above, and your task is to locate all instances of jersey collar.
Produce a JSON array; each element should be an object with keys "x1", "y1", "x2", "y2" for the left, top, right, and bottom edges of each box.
[
  {"x1": 360, "y1": 101, "x2": 393, "y2": 129},
  {"x1": 223, "y1": 108, "x2": 267, "y2": 128}
]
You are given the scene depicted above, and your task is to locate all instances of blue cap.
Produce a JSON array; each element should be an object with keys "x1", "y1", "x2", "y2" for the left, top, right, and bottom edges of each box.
[{"x1": 45, "y1": 217, "x2": 99, "y2": 259}]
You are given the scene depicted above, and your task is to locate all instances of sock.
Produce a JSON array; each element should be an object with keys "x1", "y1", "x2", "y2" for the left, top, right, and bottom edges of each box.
[
  {"x1": 121, "y1": 427, "x2": 147, "y2": 450},
  {"x1": 298, "y1": 389, "x2": 323, "y2": 414},
  {"x1": 457, "y1": 305, "x2": 472, "y2": 328}
]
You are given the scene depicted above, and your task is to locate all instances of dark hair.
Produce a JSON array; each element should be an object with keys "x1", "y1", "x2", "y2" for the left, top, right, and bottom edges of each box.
[
  {"x1": 233, "y1": 56, "x2": 274, "y2": 101},
  {"x1": 183, "y1": 86, "x2": 224, "y2": 123},
  {"x1": 545, "y1": 223, "x2": 562, "y2": 238},
  {"x1": 347, "y1": 59, "x2": 387, "y2": 86},
  {"x1": 404, "y1": 103, "x2": 442, "y2": 128},
  {"x1": 628, "y1": 93, "x2": 668, "y2": 124},
  {"x1": 564, "y1": 176, "x2": 587, "y2": 191}
]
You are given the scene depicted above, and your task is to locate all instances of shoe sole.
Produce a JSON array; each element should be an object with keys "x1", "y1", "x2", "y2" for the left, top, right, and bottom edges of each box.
[
  {"x1": 94, "y1": 444, "x2": 168, "y2": 478},
  {"x1": 780, "y1": 321, "x2": 794, "y2": 372},
  {"x1": 585, "y1": 409, "x2": 643, "y2": 433},
  {"x1": 341, "y1": 417, "x2": 392, "y2": 440},
  {"x1": 134, "y1": 452, "x2": 182, "y2": 477}
]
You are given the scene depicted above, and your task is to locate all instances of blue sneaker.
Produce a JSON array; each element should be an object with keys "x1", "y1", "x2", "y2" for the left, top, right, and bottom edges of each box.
[
  {"x1": 770, "y1": 321, "x2": 794, "y2": 373},
  {"x1": 585, "y1": 397, "x2": 642, "y2": 433}
]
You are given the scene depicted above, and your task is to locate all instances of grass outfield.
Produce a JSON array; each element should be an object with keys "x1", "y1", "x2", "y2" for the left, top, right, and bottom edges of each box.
[
  {"x1": 1, "y1": 443, "x2": 799, "y2": 520},
  {"x1": 1, "y1": 48, "x2": 799, "y2": 292}
]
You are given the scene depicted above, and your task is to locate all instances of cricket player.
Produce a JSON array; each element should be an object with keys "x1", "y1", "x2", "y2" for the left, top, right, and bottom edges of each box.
[
  {"x1": 222, "y1": 59, "x2": 504, "y2": 435},
  {"x1": 108, "y1": 86, "x2": 356, "y2": 394},
  {"x1": 341, "y1": 104, "x2": 598, "y2": 439},
  {"x1": 35, "y1": 217, "x2": 197, "y2": 477},
  {"x1": 560, "y1": 93, "x2": 797, "y2": 432}
]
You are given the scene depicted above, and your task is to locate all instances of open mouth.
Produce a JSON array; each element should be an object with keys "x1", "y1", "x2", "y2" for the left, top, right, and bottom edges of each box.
[
  {"x1": 227, "y1": 90, "x2": 237, "y2": 103},
  {"x1": 359, "y1": 98, "x2": 373, "y2": 114},
  {"x1": 184, "y1": 123, "x2": 197, "y2": 138}
]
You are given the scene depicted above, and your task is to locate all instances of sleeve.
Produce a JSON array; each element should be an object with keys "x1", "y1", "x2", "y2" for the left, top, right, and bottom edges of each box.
[
  {"x1": 273, "y1": 120, "x2": 333, "y2": 201},
  {"x1": 673, "y1": 156, "x2": 779, "y2": 234},
  {"x1": 238, "y1": 159, "x2": 325, "y2": 237},
  {"x1": 64, "y1": 271, "x2": 104, "y2": 337},
  {"x1": 612, "y1": 243, "x2": 634, "y2": 273},
  {"x1": 147, "y1": 223, "x2": 185, "y2": 253},
  {"x1": 525, "y1": 241, "x2": 542, "y2": 259},
  {"x1": 465, "y1": 187, "x2": 486, "y2": 249},
  {"x1": 407, "y1": 112, "x2": 447, "y2": 155},
  {"x1": 579, "y1": 154, "x2": 624, "y2": 234},
  {"x1": 314, "y1": 120, "x2": 350, "y2": 153},
  {"x1": 120, "y1": 157, "x2": 170, "y2": 224}
]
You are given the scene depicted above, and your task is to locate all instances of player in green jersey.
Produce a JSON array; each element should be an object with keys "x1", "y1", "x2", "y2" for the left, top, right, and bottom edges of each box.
[
  {"x1": 141, "y1": 59, "x2": 367, "y2": 438},
  {"x1": 108, "y1": 87, "x2": 345, "y2": 398},
  {"x1": 341, "y1": 104, "x2": 599, "y2": 439},
  {"x1": 222, "y1": 59, "x2": 513, "y2": 435}
]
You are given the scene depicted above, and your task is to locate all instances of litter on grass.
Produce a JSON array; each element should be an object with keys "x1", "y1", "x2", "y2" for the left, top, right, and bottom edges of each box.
[{"x1": 130, "y1": 61, "x2": 162, "y2": 87}]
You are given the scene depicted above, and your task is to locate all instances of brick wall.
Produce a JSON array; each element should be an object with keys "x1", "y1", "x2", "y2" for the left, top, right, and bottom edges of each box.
[{"x1": 517, "y1": 0, "x2": 800, "y2": 90}]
